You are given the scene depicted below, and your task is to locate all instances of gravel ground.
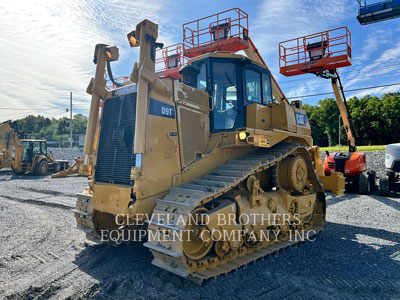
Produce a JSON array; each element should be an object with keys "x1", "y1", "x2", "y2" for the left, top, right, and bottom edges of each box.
[{"x1": 0, "y1": 152, "x2": 399, "y2": 299}]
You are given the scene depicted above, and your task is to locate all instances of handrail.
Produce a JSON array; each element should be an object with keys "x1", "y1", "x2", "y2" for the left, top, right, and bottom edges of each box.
[
  {"x1": 279, "y1": 27, "x2": 351, "y2": 75},
  {"x1": 106, "y1": 76, "x2": 129, "y2": 90},
  {"x1": 182, "y1": 8, "x2": 248, "y2": 51},
  {"x1": 155, "y1": 43, "x2": 189, "y2": 79}
]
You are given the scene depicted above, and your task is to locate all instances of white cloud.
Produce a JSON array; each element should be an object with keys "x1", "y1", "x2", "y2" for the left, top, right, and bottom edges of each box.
[
  {"x1": 347, "y1": 84, "x2": 400, "y2": 99},
  {"x1": 251, "y1": 0, "x2": 353, "y2": 69},
  {"x1": 0, "y1": 0, "x2": 173, "y2": 121},
  {"x1": 344, "y1": 40, "x2": 400, "y2": 88},
  {"x1": 248, "y1": 0, "x2": 356, "y2": 102},
  {"x1": 248, "y1": 0, "x2": 400, "y2": 102},
  {"x1": 0, "y1": 0, "x2": 399, "y2": 121},
  {"x1": 354, "y1": 28, "x2": 392, "y2": 63}
]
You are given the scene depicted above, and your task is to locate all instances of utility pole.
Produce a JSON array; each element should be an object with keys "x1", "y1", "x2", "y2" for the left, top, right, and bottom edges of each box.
[
  {"x1": 338, "y1": 115, "x2": 341, "y2": 147},
  {"x1": 70, "y1": 92, "x2": 73, "y2": 148}
]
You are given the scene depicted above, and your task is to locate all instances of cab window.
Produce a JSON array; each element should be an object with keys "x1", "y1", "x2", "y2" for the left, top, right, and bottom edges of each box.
[
  {"x1": 245, "y1": 69, "x2": 262, "y2": 104},
  {"x1": 40, "y1": 142, "x2": 47, "y2": 155},
  {"x1": 33, "y1": 142, "x2": 40, "y2": 155},
  {"x1": 22, "y1": 141, "x2": 32, "y2": 161},
  {"x1": 262, "y1": 73, "x2": 273, "y2": 104},
  {"x1": 212, "y1": 62, "x2": 238, "y2": 130},
  {"x1": 22, "y1": 148, "x2": 30, "y2": 161},
  {"x1": 22, "y1": 142, "x2": 29, "y2": 160},
  {"x1": 197, "y1": 63, "x2": 207, "y2": 91}
]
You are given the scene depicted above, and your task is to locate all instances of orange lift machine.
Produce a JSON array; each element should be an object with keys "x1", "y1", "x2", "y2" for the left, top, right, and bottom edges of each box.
[{"x1": 279, "y1": 28, "x2": 375, "y2": 194}]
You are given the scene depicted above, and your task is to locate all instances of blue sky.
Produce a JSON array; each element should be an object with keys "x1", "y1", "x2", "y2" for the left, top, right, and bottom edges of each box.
[{"x1": 0, "y1": 0, "x2": 399, "y2": 121}]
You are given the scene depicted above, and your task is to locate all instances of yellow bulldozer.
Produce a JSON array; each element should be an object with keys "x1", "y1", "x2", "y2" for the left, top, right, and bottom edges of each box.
[
  {"x1": 74, "y1": 9, "x2": 345, "y2": 283},
  {"x1": 0, "y1": 121, "x2": 68, "y2": 175}
]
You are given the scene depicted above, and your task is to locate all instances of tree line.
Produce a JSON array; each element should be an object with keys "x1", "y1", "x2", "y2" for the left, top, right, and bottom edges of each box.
[
  {"x1": 15, "y1": 114, "x2": 88, "y2": 144},
  {"x1": 303, "y1": 92, "x2": 400, "y2": 147}
]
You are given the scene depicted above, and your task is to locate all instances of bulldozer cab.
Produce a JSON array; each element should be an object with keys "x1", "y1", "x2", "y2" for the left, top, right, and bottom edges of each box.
[
  {"x1": 181, "y1": 56, "x2": 273, "y2": 132},
  {"x1": 21, "y1": 140, "x2": 47, "y2": 163}
]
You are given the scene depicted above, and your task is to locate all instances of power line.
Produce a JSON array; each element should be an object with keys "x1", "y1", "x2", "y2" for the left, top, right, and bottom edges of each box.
[
  {"x1": 0, "y1": 108, "x2": 33, "y2": 111},
  {"x1": 0, "y1": 107, "x2": 62, "y2": 111},
  {"x1": 48, "y1": 110, "x2": 69, "y2": 118},
  {"x1": 0, "y1": 109, "x2": 68, "y2": 121},
  {"x1": 0, "y1": 112, "x2": 35, "y2": 121},
  {"x1": 281, "y1": 70, "x2": 400, "y2": 90},
  {"x1": 278, "y1": 63, "x2": 400, "y2": 85},
  {"x1": 287, "y1": 82, "x2": 400, "y2": 99}
]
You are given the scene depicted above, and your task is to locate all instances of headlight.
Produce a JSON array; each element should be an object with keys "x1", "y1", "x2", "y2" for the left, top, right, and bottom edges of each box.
[{"x1": 238, "y1": 132, "x2": 247, "y2": 141}]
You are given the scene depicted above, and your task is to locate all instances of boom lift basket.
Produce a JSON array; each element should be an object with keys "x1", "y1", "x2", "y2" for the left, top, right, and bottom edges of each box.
[
  {"x1": 155, "y1": 43, "x2": 188, "y2": 79},
  {"x1": 279, "y1": 27, "x2": 352, "y2": 76},
  {"x1": 106, "y1": 76, "x2": 129, "y2": 89},
  {"x1": 182, "y1": 8, "x2": 249, "y2": 58}
]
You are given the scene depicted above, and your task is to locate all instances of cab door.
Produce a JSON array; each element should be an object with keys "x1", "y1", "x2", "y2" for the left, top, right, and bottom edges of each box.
[
  {"x1": 210, "y1": 59, "x2": 244, "y2": 132},
  {"x1": 243, "y1": 64, "x2": 274, "y2": 130}
]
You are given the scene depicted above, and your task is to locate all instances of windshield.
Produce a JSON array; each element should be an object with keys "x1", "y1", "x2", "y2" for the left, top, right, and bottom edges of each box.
[
  {"x1": 212, "y1": 62, "x2": 239, "y2": 130},
  {"x1": 40, "y1": 142, "x2": 47, "y2": 155},
  {"x1": 33, "y1": 142, "x2": 40, "y2": 155}
]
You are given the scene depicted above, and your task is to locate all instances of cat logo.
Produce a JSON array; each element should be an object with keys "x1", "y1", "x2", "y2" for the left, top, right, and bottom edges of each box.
[{"x1": 295, "y1": 112, "x2": 308, "y2": 126}]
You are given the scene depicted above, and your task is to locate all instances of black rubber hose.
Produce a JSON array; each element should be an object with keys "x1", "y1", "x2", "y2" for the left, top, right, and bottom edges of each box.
[{"x1": 106, "y1": 60, "x2": 123, "y2": 88}]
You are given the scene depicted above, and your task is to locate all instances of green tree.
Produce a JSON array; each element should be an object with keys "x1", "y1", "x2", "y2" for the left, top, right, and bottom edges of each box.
[
  {"x1": 72, "y1": 114, "x2": 87, "y2": 134},
  {"x1": 304, "y1": 104, "x2": 328, "y2": 146},
  {"x1": 381, "y1": 92, "x2": 400, "y2": 144},
  {"x1": 17, "y1": 115, "x2": 37, "y2": 137},
  {"x1": 303, "y1": 91, "x2": 400, "y2": 147},
  {"x1": 57, "y1": 117, "x2": 70, "y2": 135},
  {"x1": 318, "y1": 98, "x2": 340, "y2": 146}
]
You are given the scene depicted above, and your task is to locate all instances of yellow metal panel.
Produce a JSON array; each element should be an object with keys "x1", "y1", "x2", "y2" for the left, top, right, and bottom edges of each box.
[
  {"x1": 270, "y1": 103, "x2": 297, "y2": 132},
  {"x1": 93, "y1": 183, "x2": 132, "y2": 215},
  {"x1": 246, "y1": 104, "x2": 270, "y2": 130},
  {"x1": 129, "y1": 82, "x2": 181, "y2": 216}
]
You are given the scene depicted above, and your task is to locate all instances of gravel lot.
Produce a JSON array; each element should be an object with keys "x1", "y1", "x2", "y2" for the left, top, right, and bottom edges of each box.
[{"x1": 0, "y1": 151, "x2": 399, "y2": 299}]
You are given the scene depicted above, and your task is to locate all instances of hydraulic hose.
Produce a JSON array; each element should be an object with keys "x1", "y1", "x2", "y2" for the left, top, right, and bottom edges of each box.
[{"x1": 106, "y1": 60, "x2": 123, "y2": 88}]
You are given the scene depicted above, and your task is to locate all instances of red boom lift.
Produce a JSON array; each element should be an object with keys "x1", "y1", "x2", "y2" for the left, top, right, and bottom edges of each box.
[
  {"x1": 155, "y1": 8, "x2": 287, "y2": 103},
  {"x1": 279, "y1": 28, "x2": 375, "y2": 194}
]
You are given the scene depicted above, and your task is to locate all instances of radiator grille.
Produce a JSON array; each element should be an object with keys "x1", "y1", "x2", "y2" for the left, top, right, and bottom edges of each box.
[
  {"x1": 94, "y1": 92, "x2": 137, "y2": 185},
  {"x1": 328, "y1": 162, "x2": 335, "y2": 169}
]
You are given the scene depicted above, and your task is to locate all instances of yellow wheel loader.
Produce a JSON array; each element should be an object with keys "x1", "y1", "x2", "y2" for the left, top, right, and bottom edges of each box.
[
  {"x1": 0, "y1": 121, "x2": 68, "y2": 175},
  {"x1": 74, "y1": 9, "x2": 345, "y2": 283}
]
